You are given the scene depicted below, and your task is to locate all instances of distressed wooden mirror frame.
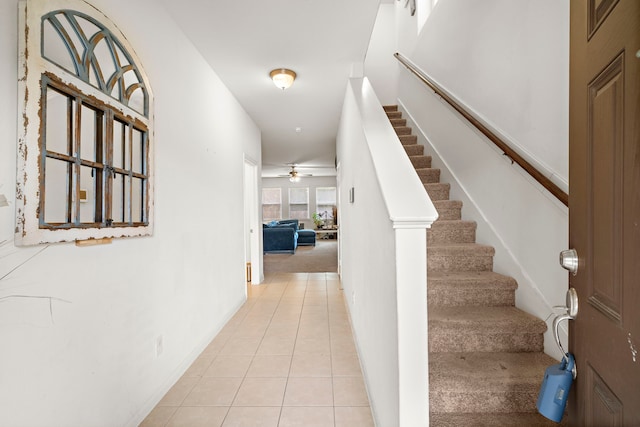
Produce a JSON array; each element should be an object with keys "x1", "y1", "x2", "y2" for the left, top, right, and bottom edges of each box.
[{"x1": 16, "y1": 0, "x2": 154, "y2": 245}]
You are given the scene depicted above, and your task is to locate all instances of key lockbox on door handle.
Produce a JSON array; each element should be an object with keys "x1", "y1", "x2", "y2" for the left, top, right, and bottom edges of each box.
[{"x1": 537, "y1": 274, "x2": 579, "y2": 422}]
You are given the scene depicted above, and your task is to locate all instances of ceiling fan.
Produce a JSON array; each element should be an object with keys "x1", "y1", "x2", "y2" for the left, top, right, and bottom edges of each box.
[{"x1": 278, "y1": 165, "x2": 312, "y2": 182}]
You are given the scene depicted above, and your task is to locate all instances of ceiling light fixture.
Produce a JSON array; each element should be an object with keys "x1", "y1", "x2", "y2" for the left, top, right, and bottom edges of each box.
[
  {"x1": 270, "y1": 68, "x2": 296, "y2": 90},
  {"x1": 289, "y1": 170, "x2": 301, "y2": 183}
]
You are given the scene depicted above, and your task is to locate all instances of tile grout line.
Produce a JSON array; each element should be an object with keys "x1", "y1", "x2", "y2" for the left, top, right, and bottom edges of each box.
[{"x1": 275, "y1": 274, "x2": 304, "y2": 426}]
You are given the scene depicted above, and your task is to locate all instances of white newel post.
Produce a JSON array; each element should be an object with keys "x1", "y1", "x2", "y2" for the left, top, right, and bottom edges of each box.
[{"x1": 394, "y1": 224, "x2": 430, "y2": 426}]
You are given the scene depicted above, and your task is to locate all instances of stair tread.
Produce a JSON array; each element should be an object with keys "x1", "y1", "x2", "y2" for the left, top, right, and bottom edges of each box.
[
  {"x1": 430, "y1": 411, "x2": 564, "y2": 427},
  {"x1": 428, "y1": 271, "x2": 517, "y2": 289},
  {"x1": 429, "y1": 306, "x2": 548, "y2": 334},
  {"x1": 430, "y1": 352, "x2": 556, "y2": 391}
]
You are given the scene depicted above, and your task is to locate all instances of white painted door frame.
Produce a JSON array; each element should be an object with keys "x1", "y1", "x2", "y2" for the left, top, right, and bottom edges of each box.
[{"x1": 243, "y1": 156, "x2": 261, "y2": 285}]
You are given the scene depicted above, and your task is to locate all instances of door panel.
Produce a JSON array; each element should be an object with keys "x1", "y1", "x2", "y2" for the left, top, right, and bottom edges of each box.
[
  {"x1": 586, "y1": 364, "x2": 623, "y2": 426},
  {"x1": 588, "y1": 52, "x2": 624, "y2": 323},
  {"x1": 569, "y1": 0, "x2": 640, "y2": 425}
]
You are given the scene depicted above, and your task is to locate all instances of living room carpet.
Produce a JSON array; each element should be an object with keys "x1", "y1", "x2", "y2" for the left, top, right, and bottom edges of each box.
[{"x1": 263, "y1": 239, "x2": 338, "y2": 273}]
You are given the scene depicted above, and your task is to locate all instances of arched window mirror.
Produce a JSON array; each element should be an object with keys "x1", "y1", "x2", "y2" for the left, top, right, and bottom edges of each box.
[{"x1": 16, "y1": 0, "x2": 154, "y2": 245}]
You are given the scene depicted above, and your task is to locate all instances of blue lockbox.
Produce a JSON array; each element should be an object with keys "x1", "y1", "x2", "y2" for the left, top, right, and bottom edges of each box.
[{"x1": 536, "y1": 353, "x2": 575, "y2": 423}]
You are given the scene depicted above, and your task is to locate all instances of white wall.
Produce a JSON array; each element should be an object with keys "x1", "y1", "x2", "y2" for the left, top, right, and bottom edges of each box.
[
  {"x1": 364, "y1": 4, "x2": 398, "y2": 105},
  {"x1": 0, "y1": 1, "x2": 261, "y2": 426},
  {"x1": 337, "y1": 83, "x2": 400, "y2": 427},
  {"x1": 410, "y1": 0, "x2": 569, "y2": 190},
  {"x1": 394, "y1": 0, "x2": 570, "y2": 357},
  {"x1": 337, "y1": 78, "x2": 436, "y2": 427}
]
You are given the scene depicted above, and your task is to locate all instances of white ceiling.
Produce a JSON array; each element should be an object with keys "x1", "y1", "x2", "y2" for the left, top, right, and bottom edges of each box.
[{"x1": 161, "y1": 0, "x2": 386, "y2": 178}]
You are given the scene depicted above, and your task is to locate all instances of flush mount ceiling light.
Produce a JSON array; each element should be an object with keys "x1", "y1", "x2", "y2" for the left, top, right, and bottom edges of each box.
[{"x1": 270, "y1": 68, "x2": 296, "y2": 90}]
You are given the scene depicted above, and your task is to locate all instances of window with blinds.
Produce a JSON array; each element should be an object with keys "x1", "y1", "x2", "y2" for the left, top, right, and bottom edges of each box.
[
  {"x1": 289, "y1": 187, "x2": 309, "y2": 220},
  {"x1": 262, "y1": 188, "x2": 281, "y2": 221},
  {"x1": 316, "y1": 187, "x2": 336, "y2": 220}
]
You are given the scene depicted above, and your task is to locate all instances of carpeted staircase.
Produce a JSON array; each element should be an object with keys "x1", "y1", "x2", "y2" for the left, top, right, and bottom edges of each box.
[{"x1": 384, "y1": 105, "x2": 564, "y2": 426}]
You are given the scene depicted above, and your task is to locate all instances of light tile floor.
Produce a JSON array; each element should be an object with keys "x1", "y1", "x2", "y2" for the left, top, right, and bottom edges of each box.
[{"x1": 141, "y1": 272, "x2": 374, "y2": 427}]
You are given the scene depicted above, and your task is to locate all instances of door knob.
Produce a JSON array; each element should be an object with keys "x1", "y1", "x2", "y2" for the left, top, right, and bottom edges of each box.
[
  {"x1": 559, "y1": 249, "x2": 579, "y2": 275},
  {"x1": 551, "y1": 288, "x2": 578, "y2": 379},
  {"x1": 565, "y1": 287, "x2": 578, "y2": 318}
]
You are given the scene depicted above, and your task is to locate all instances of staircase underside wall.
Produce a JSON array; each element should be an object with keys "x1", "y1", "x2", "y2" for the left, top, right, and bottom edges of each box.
[{"x1": 397, "y1": 78, "x2": 569, "y2": 360}]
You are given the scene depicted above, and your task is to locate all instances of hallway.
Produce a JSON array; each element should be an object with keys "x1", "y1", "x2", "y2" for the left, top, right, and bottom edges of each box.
[{"x1": 141, "y1": 273, "x2": 374, "y2": 427}]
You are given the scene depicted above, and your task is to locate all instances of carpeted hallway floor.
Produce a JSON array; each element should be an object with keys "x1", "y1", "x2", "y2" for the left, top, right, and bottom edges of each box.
[{"x1": 263, "y1": 240, "x2": 338, "y2": 273}]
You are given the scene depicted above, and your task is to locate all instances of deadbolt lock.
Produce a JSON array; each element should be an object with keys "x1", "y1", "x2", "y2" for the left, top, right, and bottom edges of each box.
[{"x1": 559, "y1": 249, "x2": 579, "y2": 275}]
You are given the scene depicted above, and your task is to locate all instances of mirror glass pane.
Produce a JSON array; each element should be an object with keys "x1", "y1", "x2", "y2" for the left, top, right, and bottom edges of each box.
[
  {"x1": 58, "y1": 14, "x2": 84, "y2": 62},
  {"x1": 89, "y1": 62, "x2": 99, "y2": 87},
  {"x1": 132, "y1": 178, "x2": 143, "y2": 223},
  {"x1": 115, "y1": 44, "x2": 130, "y2": 66},
  {"x1": 76, "y1": 17, "x2": 101, "y2": 45},
  {"x1": 132, "y1": 128, "x2": 143, "y2": 174},
  {"x1": 112, "y1": 173, "x2": 124, "y2": 223},
  {"x1": 80, "y1": 104, "x2": 97, "y2": 161},
  {"x1": 124, "y1": 125, "x2": 131, "y2": 170},
  {"x1": 42, "y1": 19, "x2": 75, "y2": 73},
  {"x1": 79, "y1": 166, "x2": 96, "y2": 223},
  {"x1": 124, "y1": 176, "x2": 131, "y2": 223},
  {"x1": 45, "y1": 88, "x2": 71, "y2": 155},
  {"x1": 110, "y1": 84, "x2": 121, "y2": 102},
  {"x1": 112, "y1": 120, "x2": 124, "y2": 168},
  {"x1": 93, "y1": 38, "x2": 116, "y2": 86},
  {"x1": 128, "y1": 87, "x2": 145, "y2": 115},
  {"x1": 44, "y1": 158, "x2": 70, "y2": 223}
]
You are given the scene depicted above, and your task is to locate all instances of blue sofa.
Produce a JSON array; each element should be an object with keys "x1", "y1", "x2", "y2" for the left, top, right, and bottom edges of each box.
[{"x1": 263, "y1": 219, "x2": 299, "y2": 253}]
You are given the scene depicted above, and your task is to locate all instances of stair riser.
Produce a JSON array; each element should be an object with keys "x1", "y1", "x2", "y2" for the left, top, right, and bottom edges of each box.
[
  {"x1": 399, "y1": 135, "x2": 418, "y2": 145},
  {"x1": 395, "y1": 126, "x2": 412, "y2": 136},
  {"x1": 386, "y1": 111, "x2": 402, "y2": 119},
  {"x1": 424, "y1": 184, "x2": 450, "y2": 201},
  {"x1": 434, "y1": 208, "x2": 461, "y2": 220},
  {"x1": 429, "y1": 332, "x2": 544, "y2": 353},
  {"x1": 433, "y1": 204, "x2": 462, "y2": 220},
  {"x1": 417, "y1": 169, "x2": 441, "y2": 184},
  {"x1": 430, "y1": 412, "x2": 566, "y2": 426},
  {"x1": 410, "y1": 156, "x2": 432, "y2": 169},
  {"x1": 428, "y1": 289, "x2": 515, "y2": 307},
  {"x1": 390, "y1": 119, "x2": 406, "y2": 127},
  {"x1": 427, "y1": 228, "x2": 475, "y2": 244},
  {"x1": 383, "y1": 105, "x2": 398, "y2": 112},
  {"x1": 428, "y1": 255, "x2": 493, "y2": 272},
  {"x1": 429, "y1": 390, "x2": 540, "y2": 414},
  {"x1": 403, "y1": 144, "x2": 424, "y2": 156}
]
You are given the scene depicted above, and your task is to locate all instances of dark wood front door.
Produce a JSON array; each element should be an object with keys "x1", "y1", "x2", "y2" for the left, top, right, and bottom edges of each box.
[{"x1": 569, "y1": 0, "x2": 640, "y2": 425}]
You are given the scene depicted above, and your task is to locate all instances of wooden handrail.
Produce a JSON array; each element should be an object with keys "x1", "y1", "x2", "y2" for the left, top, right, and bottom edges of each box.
[{"x1": 394, "y1": 52, "x2": 568, "y2": 207}]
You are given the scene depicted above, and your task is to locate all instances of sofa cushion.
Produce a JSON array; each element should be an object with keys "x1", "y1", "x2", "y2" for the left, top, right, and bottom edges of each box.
[
  {"x1": 263, "y1": 221, "x2": 298, "y2": 254},
  {"x1": 297, "y1": 229, "x2": 316, "y2": 246}
]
